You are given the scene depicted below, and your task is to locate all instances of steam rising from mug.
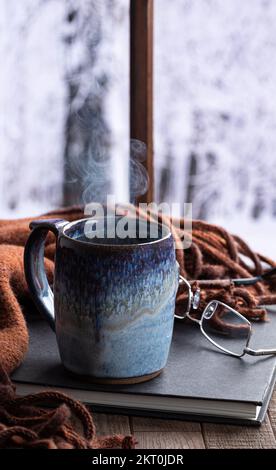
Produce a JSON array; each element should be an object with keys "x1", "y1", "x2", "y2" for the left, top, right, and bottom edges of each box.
[
  {"x1": 129, "y1": 139, "x2": 149, "y2": 203},
  {"x1": 66, "y1": 136, "x2": 149, "y2": 205}
]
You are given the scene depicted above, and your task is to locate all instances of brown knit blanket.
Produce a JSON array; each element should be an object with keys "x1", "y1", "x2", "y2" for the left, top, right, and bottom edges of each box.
[
  {"x1": 0, "y1": 205, "x2": 275, "y2": 448},
  {"x1": 134, "y1": 206, "x2": 276, "y2": 321},
  {"x1": 0, "y1": 206, "x2": 135, "y2": 449}
]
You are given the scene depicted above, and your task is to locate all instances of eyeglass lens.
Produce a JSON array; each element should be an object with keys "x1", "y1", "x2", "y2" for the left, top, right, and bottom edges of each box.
[{"x1": 201, "y1": 302, "x2": 251, "y2": 356}]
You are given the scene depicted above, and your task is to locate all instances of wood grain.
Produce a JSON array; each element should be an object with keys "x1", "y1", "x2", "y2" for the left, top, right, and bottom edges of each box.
[
  {"x1": 130, "y1": 0, "x2": 154, "y2": 203},
  {"x1": 202, "y1": 416, "x2": 276, "y2": 449},
  {"x1": 92, "y1": 413, "x2": 131, "y2": 436},
  {"x1": 135, "y1": 431, "x2": 205, "y2": 449},
  {"x1": 131, "y1": 416, "x2": 201, "y2": 432},
  {"x1": 268, "y1": 389, "x2": 276, "y2": 438}
]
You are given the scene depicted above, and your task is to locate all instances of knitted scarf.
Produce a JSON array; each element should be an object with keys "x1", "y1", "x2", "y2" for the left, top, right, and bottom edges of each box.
[{"x1": 0, "y1": 205, "x2": 275, "y2": 448}]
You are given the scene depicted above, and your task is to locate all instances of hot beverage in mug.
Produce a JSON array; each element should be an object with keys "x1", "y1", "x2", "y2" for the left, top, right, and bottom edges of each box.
[{"x1": 24, "y1": 216, "x2": 179, "y2": 384}]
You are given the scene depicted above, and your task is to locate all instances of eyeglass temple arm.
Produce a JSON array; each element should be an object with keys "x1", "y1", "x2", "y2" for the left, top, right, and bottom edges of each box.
[
  {"x1": 245, "y1": 347, "x2": 276, "y2": 356},
  {"x1": 190, "y1": 267, "x2": 276, "y2": 287},
  {"x1": 233, "y1": 267, "x2": 276, "y2": 286}
]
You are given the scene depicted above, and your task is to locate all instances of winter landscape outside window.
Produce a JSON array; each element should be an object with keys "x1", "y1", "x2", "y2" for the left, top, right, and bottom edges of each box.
[
  {"x1": 154, "y1": 0, "x2": 276, "y2": 256},
  {"x1": 0, "y1": 0, "x2": 129, "y2": 216},
  {"x1": 1, "y1": 0, "x2": 275, "y2": 256}
]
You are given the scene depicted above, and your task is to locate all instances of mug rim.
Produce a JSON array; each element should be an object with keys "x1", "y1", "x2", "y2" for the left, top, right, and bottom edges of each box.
[{"x1": 61, "y1": 216, "x2": 172, "y2": 248}]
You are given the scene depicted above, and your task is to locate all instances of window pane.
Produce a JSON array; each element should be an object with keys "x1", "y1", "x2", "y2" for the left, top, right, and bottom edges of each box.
[
  {"x1": 154, "y1": 0, "x2": 276, "y2": 257},
  {"x1": 0, "y1": 0, "x2": 129, "y2": 218}
]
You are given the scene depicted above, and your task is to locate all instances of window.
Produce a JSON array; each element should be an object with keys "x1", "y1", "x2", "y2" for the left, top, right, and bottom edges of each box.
[
  {"x1": 1, "y1": 0, "x2": 274, "y2": 258},
  {"x1": 0, "y1": 0, "x2": 129, "y2": 216},
  {"x1": 154, "y1": 0, "x2": 276, "y2": 256}
]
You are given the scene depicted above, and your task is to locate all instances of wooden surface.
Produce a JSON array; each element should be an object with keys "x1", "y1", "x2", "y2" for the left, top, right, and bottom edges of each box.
[
  {"x1": 130, "y1": 0, "x2": 154, "y2": 203},
  {"x1": 92, "y1": 388, "x2": 276, "y2": 449}
]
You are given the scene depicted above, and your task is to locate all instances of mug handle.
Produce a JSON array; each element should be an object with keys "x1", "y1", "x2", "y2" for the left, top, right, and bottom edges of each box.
[{"x1": 24, "y1": 219, "x2": 68, "y2": 331}]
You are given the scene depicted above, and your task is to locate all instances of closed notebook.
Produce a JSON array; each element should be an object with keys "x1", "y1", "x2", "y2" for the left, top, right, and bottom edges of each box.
[{"x1": 12, "y1": 307, "x2": 276, "y2": 425}]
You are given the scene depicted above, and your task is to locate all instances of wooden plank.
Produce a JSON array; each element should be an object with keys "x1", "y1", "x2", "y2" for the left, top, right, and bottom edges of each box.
[
  {"x1": 202, "y1": 417, "x2": 276, "y2": 449},
  {"x1": 268, "y1": 388, "x2": 276, "y2": 437},
  {"x1": 130, "y1": 0, "x2": 154, "y2": 203},
  {"x1": 92, "y1": 412, "x2": 131, "y2": 436},
  {"x1": 135, "y1": 431, "x2": 205, "y2": 449},
  {"x1": 131, "y1": 416, "x2": 201, "y2": 432}
]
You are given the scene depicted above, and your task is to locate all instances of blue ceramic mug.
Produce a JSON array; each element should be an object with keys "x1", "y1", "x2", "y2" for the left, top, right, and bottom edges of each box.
[{"x1": 24, "y1": 216, "x2": 179, "y2": 383}]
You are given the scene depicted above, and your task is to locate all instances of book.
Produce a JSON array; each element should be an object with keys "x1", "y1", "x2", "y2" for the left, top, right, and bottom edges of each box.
[{"x1": 12, "y1": 307, "x2": 276, "y2": 425}]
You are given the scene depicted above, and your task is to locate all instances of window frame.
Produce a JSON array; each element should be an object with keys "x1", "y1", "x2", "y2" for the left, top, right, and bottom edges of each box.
[{"x1": 130, "y1": 0, "x2": 154, "y2": 203}]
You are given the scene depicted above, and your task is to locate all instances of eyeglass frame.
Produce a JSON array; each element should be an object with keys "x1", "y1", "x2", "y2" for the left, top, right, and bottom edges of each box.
[{"x1": 176, "y1": 275, "x2": 276, "y2": 358}]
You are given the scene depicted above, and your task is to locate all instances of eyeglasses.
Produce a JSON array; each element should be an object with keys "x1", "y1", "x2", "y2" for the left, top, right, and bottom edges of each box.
[{"x1": 176, "y1": 276, "x2": 276, "y2": 358}]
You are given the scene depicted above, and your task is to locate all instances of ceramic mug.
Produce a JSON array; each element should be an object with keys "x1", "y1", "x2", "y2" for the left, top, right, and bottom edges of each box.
[{"x1": 24, "y1": 216, "x2": 179, "y2": 383}]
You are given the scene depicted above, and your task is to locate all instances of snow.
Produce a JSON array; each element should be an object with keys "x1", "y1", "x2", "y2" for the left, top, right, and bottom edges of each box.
[
  {"x1": 0, "y1": 0, "x2": 129, "y2": 217},
  {"x1": 154, "y1": 0, "x2": 276, "y2": 257},
  {"x1": 98, "y1": 1, "x2": 130, "y2": 204},
  {"x1": 0, "y1": 0, "x2": 66, "y2": 216}
]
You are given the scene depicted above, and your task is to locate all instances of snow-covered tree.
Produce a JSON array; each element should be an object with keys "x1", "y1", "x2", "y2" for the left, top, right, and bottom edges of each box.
[
  {"x1": 0, "y1": 0, "x2": 129, "y2": 217},
  {"x1": 155, "y1": 0, "x2": 276, "y2": 225}
]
